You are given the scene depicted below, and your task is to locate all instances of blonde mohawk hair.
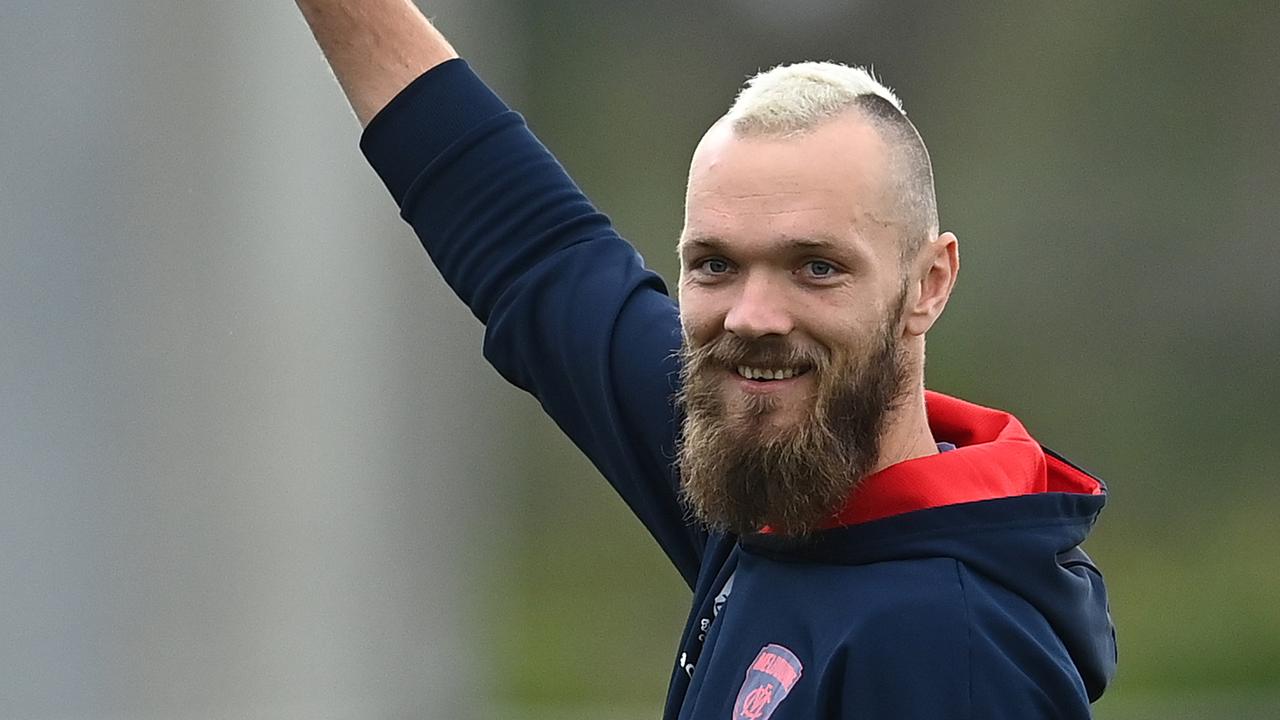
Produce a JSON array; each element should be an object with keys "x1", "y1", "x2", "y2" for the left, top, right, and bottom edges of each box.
[{"x1": 726, "y1": 61, "x2": 905, "y2": 137}]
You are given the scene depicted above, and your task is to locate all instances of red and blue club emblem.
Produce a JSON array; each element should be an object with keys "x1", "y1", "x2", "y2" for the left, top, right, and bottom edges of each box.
[{"x1": 733, "y1": 644, "x2": 803, "y2": 720}]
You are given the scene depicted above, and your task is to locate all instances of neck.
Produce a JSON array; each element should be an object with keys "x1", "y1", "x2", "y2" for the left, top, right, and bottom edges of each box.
[{"x1": 869, "y1": 380, "x2": 938, "y2": 474}]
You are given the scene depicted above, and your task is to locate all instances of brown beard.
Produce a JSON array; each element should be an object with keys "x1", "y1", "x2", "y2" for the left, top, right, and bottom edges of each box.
[{"x1": 676, "y1": 292, "x2": 910, "y2": 538}]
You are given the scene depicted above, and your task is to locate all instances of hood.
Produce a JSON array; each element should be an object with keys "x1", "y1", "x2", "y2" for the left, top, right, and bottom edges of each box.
[{"x1": 743, "y1": 391, "x2": 1117, "y2": 701}]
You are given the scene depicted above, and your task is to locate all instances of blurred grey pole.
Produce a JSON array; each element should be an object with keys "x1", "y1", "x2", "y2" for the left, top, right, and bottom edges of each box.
[{"x1": 0, "y1": 1, "x2": 525, "y2": 718}]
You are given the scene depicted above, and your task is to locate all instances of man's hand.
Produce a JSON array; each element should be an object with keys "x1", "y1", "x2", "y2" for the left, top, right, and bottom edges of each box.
[{"x1": 295, "y1": 0, "x2": 458, "y2": 126}]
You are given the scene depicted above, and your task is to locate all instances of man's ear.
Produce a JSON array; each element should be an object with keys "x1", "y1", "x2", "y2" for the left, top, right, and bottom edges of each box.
[{"x1": 903, "y1": 232, "x2": 959, "y2": 337}]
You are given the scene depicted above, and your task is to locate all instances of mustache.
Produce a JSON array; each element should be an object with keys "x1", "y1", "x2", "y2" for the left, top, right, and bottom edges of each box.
[{"x1": 684, "y1": 334, "x2": 828, "y2": 372}]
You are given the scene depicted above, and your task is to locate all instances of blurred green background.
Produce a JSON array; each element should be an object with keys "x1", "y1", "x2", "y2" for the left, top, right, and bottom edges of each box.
[{"x1": 1, "y1": 1, "x2": 1275, "y2": 718}]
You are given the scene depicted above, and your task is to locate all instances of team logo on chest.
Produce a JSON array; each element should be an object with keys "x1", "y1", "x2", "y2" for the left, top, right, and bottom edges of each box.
[{"x1": 733, "y1": 644, "x2": 803, "y2": 720}]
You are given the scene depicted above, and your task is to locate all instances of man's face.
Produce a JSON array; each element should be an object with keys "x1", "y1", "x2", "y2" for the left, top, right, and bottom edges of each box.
[{"x1": 675, "y1": 114, "x2": 913, "y2": 536}]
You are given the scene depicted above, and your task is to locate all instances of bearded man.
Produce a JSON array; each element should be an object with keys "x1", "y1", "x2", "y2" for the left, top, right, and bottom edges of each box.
[{"x1": 296, "y1": 1, "x2": 1117, "y2": 717}]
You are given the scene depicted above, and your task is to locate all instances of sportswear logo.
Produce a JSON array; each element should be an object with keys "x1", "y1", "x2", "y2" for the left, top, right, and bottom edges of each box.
[{"x1": 733, "y1": 644, "x2": 803, "y2": 720}]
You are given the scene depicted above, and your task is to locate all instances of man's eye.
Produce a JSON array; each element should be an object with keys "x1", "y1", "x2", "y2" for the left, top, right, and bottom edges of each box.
[
  {"x1": 805, "y1": 260, "x2": 837, "y2": 278},
  {"x1": 700, "y1": 258, "x2": 731, "y2": 274}
]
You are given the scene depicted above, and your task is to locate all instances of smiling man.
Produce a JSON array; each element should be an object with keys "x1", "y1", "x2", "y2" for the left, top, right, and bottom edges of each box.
[
  {"x1": 296, "y1": 1, "x2": 1116, "y2": 717},
  {"x1": 676, "y1": 75, "x2": 953, "y2": 539}
]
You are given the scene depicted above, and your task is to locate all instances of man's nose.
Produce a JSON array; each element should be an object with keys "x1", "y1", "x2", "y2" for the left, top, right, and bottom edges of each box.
[{"x1": 723, "y1": 274, "x2": 794, "y2": 339}]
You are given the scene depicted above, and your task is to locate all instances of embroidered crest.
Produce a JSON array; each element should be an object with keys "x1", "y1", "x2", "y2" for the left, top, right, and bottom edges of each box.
[{"x1": 733, "y1": 644, "x2": 803, "y2": 720}]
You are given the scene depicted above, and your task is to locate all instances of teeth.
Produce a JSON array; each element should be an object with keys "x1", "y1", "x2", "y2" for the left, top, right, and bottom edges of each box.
[{"x1": 736, "y1": 366, "x2": 801, "y2": 381}]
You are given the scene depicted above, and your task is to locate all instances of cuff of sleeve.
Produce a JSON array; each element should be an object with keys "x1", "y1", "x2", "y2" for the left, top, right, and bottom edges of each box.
[{"x1": 359, "y1": 58, "x2": 511, "y2": 205}]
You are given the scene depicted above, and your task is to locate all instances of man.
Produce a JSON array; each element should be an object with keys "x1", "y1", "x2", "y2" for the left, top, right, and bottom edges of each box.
[{"x1": 295, "y1": 1, "x2": 1116, "y2": 717}]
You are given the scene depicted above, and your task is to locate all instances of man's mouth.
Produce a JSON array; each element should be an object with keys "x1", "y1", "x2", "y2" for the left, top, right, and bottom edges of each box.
[{"x1": 734, "y1": 365, "x2": 811, "y2": 381}]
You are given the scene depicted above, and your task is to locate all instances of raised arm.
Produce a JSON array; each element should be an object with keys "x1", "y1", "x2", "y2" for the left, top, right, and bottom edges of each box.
[
  {"x1": 294, "y1": 0, "x2": 457, "y2": 126},
  {"x1": 293, "y1": 2, "x2": 706, "y2": 584}
]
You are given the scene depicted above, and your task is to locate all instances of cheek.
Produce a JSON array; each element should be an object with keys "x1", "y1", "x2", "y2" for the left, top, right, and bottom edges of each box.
[
  {"x1": 679, "y1": 307, "x2": 716, "y2": 346},
  {"x1": 802, "y1": 306, "x2": 878, "y2": 356},
  {"x1": 677, "y1": 286, "x2": 722, "y2": 344}
]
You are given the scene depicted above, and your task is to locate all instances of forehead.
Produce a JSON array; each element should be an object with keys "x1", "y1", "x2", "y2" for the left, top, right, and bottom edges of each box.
[{"x1": 682, "y1": 115, "x2": 894, "y2": 255}]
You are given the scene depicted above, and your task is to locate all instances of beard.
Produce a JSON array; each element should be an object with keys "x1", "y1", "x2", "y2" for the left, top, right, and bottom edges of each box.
[{"x1": 676, "y1": 293, "x2": 910, "y2": 538}]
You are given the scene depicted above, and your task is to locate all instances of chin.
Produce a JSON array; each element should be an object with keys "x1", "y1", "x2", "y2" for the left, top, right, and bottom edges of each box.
[{"x1": 740, "y1": 403, "x2": 811, "y2": 439}]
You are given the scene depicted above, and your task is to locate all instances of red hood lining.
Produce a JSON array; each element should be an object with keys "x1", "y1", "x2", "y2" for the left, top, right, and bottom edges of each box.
[{"x1": 821, "y1": 391, "x2": 1103, "y2": 529}]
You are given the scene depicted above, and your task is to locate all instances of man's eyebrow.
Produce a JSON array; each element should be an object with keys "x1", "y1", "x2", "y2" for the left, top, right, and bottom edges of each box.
[
  {"x1": 678, "y1": 235, "x2": 845, "y2": 253},
  {"x1": 785, "y1": 235, "x2": 842, "y2": 250},
  {"x1": 678, "y1": 236, "x2": 725, "y2": 253}
]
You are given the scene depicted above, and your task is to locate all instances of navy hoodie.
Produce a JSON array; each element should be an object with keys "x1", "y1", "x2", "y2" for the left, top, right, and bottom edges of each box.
[{"x1": 359, "y1": 59, "x2": 1116, "y2": 718}]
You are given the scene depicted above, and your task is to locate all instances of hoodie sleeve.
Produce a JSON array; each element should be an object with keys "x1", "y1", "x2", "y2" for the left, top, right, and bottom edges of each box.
[{"x1": 358, "y1": 60, "x2": 705, "y2": 586}]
